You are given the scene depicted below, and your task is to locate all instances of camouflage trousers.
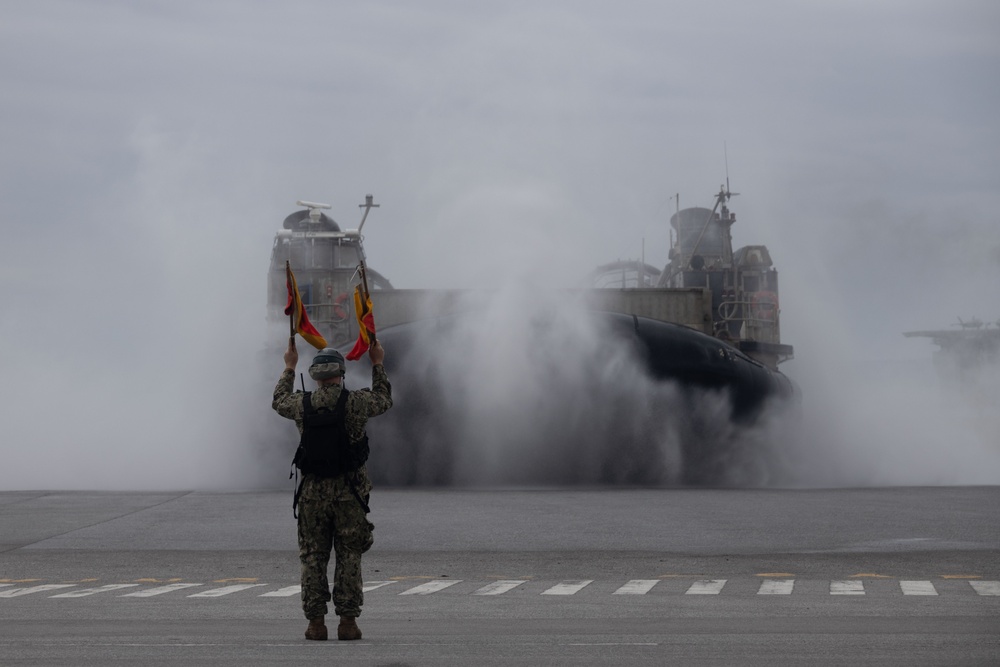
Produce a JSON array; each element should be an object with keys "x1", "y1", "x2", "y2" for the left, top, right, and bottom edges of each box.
[{"x1": 296, "y1": 478, "x2": 374, "y2": 620}]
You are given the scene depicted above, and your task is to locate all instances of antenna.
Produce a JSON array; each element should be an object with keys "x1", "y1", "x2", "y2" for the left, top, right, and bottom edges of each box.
[
  {"x1": 719, "y1": 143, "x2": 739, "y2": 203},
  {"x1": 296, "y1": 200, "x2": 331, "y2": 224},
  {"x1": 357, "y1": 194, "x2": 380, "y2": 235},
  {"x1": 724, "y1": 141, "x2": 731, "y2": 196},
  {"x1": 297, "y1": 200, "x2": 331, "y2": 210}
]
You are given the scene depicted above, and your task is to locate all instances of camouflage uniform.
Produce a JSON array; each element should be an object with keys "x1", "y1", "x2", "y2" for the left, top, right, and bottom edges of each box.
[{"x1": 272, "y1": 364, "x2": 392, "y2": 620}]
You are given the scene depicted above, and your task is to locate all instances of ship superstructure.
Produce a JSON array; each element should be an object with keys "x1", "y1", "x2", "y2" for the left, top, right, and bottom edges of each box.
[
  {"x1": 267, "y1": 199, "x2": 392, "y2": 349},
  {"x1": 589, "y1": 185, "x2": 793, "y2": 370}
]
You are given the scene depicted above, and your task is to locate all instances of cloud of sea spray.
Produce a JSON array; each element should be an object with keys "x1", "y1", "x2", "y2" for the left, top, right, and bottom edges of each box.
[
  {"x1": 767, "y1": 344, "x2": 1000, "y2": 488},
  {"x1": 431, "y1": 285, "x2": 682, "y2": 485},
  {"x1": 365, "y1": 280, "x2": 796, "y2": 486}
]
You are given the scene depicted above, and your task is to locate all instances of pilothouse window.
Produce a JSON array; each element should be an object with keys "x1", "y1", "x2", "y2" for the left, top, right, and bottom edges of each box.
[
  {"x1": 335, "y1": 245, "x2": 360, "y2": 269},
  {"x1": 308, "y1": 243, "x2": 333, "y2": 270}
]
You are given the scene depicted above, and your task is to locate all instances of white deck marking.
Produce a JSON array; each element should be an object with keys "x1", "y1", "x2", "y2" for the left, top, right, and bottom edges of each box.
[
  {"x1": 970, "y1": 581, "x2": 1000, "y2": 596},
  {"x1": 831, "y1": 580, "x2": 865, "y2": 595},
  {"x1": 757, "y1": 579, "x2": 795, "y2": 595},
  {"x1": 0, "y1": 584, "x2": 76, "y2": 598},
  {"x1": 5, "y1": 576, "x2": 997, "y2": 601},
  {"x1": 685, "y1": 580, "x2": 727, "y2": 595},
  {"x1": 899, "y1": 580, "x2": 937, "y2": 596},
  {"x1": 541, "y1": 580, "x2": 593, "y2": 595},
  {"x1": 398, "y1": 580, "x2": 462, "y2": 595},
  {"x1": 613, "y1": 580, "x2": 659, "y2": 595},
  {"x1": 51, "y1": 584, "x2": 140, "y2": 598},
  {"x1": 362, "y1": 581, "x2": 396, "y2": 593},
  {"x1": 472, "y1": 580, "x2": 527, "y2": 596},
  {"x1": 259, "y1": 585, "x2": 301, "y2": 597},
  {"x1": 122, "y1": 583, "x2": 202, "y2": 597},
  {"x1": 188, "y1": 584, "x2": 266, "y2": 598}
]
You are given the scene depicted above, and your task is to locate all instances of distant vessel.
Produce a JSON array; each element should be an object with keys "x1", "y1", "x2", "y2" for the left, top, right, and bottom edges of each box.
[{"x1": 904, "y1": 318, "x2": 1000, "y2": 384}]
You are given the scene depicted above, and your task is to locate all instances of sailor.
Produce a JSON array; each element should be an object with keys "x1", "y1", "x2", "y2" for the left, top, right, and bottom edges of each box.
[{"x1": 272, "y1": 338, "x2": 392, "y2": 641}]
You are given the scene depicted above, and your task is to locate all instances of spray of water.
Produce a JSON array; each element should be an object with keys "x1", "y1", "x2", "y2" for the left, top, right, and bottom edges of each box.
[
  {"x1": 362, "y1": 281, "x2": 796, "y2": 487},
  {"x1": 777, "y1": 344, "x2": 1000, "y2": 487}
]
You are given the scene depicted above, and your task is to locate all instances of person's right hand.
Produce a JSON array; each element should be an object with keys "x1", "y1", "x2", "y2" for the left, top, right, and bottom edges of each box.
[
  {"x1": 368, "y1": 340, "x2": 385, "y2": 366},
  {"x1": 284, "y1": 336, "x2": 298, "y2": 370}
]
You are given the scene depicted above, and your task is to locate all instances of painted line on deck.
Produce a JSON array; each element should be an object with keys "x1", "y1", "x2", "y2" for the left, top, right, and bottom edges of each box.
[
  {"x1": 50, "y1": 584, "x2": 140, "y2": 598},
  {"x1": 122, "y1": 583, "x2": 202, "y2": 597},
  {"x1": 0, "y1": 584, "x2": 76, "y2": 598},
  {"x1": 398, "y1": 580, "x2": 462, "y2": 595},
  {"x1": 363, "y1": 581, "x2": 396, "y2": 593},
  {"x1": 259, "y1": 585, "x2": 301, "y2": 597},
  {"x1": 188, "y1": 584, "x2": 266, "y2": 598},
  {"x1": 899, "y1": 580, "x2": 937, "y2": 596},
  {"x1": 541, "y1": 580, "x2": 593, "y2": 596},
  {"x1": 613, "y1": 580, "x2": 659, "y2": 595},
  {"x1": 757, "y1": 579, "x2": 794, "y2": 595},
  {"x1": 831, "y1": 580, "x2": 865, "y2": 595},
  {"x1": 4, "y1": 577, "x2": 998, "y2": 600},
  {"x1": 685, "y1": 580, "x2": 727, "y2": 595},
  {"x1": 969, "y1": 581, "x2": 1000, "y2": 596},
  {"x1": 472, "y1": 580, "x2": 527, "y2": 596}
]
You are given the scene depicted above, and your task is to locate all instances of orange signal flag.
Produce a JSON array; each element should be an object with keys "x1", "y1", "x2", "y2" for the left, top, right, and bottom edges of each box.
[
  {"x1": 345, "y1": 284, "x2": 375, "y2": 361},
  {"x1": 285, "y1": 262, "x2": 328, "y2": 350}
]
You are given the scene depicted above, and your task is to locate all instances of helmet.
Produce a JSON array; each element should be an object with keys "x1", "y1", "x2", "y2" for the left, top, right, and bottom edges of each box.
[{"x1": 309, "y1": 348, "x2": 346, "y2": 380}]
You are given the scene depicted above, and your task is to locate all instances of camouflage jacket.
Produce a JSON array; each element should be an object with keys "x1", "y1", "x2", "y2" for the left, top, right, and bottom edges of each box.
[{"x1": 272, "y1": 364, "x2": 392, "y2": 499}]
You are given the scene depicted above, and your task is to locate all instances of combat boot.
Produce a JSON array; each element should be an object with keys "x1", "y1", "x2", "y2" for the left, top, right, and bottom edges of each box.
[
  {"x1": 304, "y1": 616, "x2": 328, "y2": 641},
  {"x1": 337, "y1": 616, "x2": 362, "y2": 640}
]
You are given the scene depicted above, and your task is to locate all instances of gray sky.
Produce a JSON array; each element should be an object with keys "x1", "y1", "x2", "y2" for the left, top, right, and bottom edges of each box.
[{"x1": 1, "y1": 0, "x2": 998, "y2": 488}]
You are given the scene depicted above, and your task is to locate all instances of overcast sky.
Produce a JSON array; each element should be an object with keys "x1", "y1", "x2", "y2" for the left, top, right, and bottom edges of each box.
[{"x1": 1, "y1": 0, "x2": 997, "y2": 488}]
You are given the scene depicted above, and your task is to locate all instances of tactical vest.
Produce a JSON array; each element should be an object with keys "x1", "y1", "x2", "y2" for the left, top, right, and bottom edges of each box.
[{"x1": 292, "y1": 388, "x2": 370, "y2": 478}]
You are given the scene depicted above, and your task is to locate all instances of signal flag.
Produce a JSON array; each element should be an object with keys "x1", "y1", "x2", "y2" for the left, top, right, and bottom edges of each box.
[
  {"x1": 285, "y1": 261, "x2": 328, "y2": 350},
  {"x1": 345, "y1": 285, "x2": 375, "y2": 361}
]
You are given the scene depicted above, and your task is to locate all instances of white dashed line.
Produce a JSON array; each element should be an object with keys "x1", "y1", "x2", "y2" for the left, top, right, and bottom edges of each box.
[
  {"x1": 757, "y1": 579, "x2": 795, "y2": 595},
  {"x1": 3, "y1": 577, "x2": 997, "y2": 601},
  {"x1": 899, "y1": 580, "x2": 937, "y2": 596},
  {"x1": 398, "y1": 581, "x2": 462, "y2": 595},
  {"x1": 259, "y1": 585, "x2": 301, "y2": 597},
  {"x1": 0, "y1": 584, "x2": 76, "y2": 598},
  {"x1": 188, "y1": 584, "x2": 267, "y2": 598},
  {"x1": 542, "y1": 580, "x2": 593, "y2": 595},
  {"x1": 831, "y1": 580, "x2": 865, "y2": 595},
  {"x1": 122, "y1": 584, "x2": 203, "y2": 597},
  {"x1": 51, "y1": 584, "x2": 140, "y2": 598},
  {"x1": 613, "y1": 580, "x2": 659, "y2": 595},
  {"x1": 363, "y1": 581, "x2": 396, "y2": 593},
  {"x1": 970, "y1": 581, "x2": 1000, "y2": 596},
  {"x1": 685, "y1": 580, "x2": 727, "y2": 595},
  {"x1": 472, "y1": 580, "x2": 527, "y2": 596}
]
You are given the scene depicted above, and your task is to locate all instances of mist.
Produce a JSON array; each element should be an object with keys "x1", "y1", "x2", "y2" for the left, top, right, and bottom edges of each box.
[
  {"x1": 1, "y1": 1, "x2": 998, "y2": 490},
  {"x1": 358, "y1": 282, "x2": 799, "y2": 487}
]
